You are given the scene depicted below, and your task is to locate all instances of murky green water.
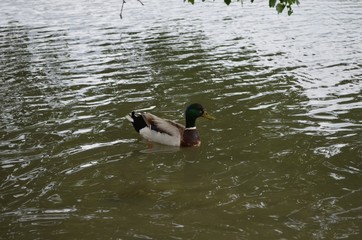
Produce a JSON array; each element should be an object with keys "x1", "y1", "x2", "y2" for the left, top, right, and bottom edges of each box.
[{"x1": 1, "y1": 0, "x2": 361, "y2": 239}]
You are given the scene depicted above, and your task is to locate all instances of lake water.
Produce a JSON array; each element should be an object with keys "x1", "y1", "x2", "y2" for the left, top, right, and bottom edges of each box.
[{"x1": 1, "y1": 0, "x2": 361, "y2": 239}]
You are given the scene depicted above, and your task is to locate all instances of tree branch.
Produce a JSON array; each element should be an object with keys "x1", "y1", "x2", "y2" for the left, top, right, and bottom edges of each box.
[
  {"x1": 120, "y1": 0, "x2": 144, "y2": 19},
  {"x1": 137, "y1": 0, "x2": 144, "y2": 6},
  {"x1": 120, "y1": 0, "x2": 126, "y2": 19}
]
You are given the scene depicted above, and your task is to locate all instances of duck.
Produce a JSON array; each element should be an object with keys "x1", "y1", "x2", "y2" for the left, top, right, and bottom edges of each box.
[{"x1": 126, "y1": 103, "x2": 215, "y2": 147}]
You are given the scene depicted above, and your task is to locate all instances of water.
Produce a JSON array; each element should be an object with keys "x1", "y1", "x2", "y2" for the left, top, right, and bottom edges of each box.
[{"x1": 1, "y1": 0, "x2": 361, "y2": 239}]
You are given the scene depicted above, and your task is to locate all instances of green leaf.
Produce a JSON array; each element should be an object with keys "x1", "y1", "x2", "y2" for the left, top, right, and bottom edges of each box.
[
  {"x1": 276, "y1": 3, "x2": 286, "y2": 13},
  {"x1": 288, "y1": 8, "x2": 293, "y2": 16},
  {"x1": 269, "y1": 0, "x2": 276, "y2": 8},
  {"x1": 224, "y1": 0, "x2": 232, "y2": 5},
  {"x1": 187, "y1": 0, "x2": 195, "y2": 4}
]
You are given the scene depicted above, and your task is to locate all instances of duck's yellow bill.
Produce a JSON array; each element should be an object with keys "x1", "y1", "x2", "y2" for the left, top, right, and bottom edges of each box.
[{"x1": 202, "y1": 111, "x2": 215, "y2": 120}]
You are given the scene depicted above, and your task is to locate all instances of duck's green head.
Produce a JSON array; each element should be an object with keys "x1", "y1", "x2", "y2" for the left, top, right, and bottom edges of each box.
[{"x1": 185, "y1": 103, "x2": 215, "y2": 128}]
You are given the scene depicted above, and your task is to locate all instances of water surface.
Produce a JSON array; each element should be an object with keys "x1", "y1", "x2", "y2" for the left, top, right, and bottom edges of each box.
[{"x1": 1, "y1": 0, "x2": 361, "y2": 239}]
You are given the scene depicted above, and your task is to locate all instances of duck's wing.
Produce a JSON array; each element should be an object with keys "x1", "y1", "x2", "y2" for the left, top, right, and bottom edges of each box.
[{"x1": 139, "y1": 113, "x2": 185, "y2": 146}]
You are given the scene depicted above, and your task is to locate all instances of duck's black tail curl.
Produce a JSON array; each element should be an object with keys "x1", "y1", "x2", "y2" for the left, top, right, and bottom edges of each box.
[{"x1": 128, "y1": 112, "x2": 147, "y2": 133}]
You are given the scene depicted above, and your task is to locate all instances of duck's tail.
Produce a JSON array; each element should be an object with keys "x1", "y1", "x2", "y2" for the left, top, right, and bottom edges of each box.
[{"x1": 126, "y1": 112, "x2": 147, "y2": 133}]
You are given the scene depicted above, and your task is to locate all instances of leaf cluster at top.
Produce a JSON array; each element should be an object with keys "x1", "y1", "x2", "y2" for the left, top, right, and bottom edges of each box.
[{"x1": 186, "y1": 0, "x2": 300, "y2": 15}]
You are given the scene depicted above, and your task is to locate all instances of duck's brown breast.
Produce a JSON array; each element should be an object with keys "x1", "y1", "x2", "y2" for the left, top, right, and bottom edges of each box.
[{"x1": 181, "y1": 129, "x2": 201, "y2": 147}]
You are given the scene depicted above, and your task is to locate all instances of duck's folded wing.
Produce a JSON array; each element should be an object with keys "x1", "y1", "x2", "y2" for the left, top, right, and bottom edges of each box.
[{"x1": 140, "y1": 113, "x2": 185, "y2": 146}]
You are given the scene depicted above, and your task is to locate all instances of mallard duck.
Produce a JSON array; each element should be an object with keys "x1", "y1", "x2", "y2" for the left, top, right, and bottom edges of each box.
[{"x1": 126, "y1": 103, "x2": 215, "y2": 147}]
